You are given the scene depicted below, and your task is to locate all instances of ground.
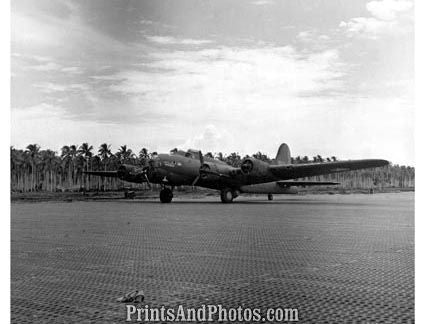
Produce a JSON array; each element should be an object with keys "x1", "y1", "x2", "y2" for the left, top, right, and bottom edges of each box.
[{"x1": 11, "y1": 193, "x2": 414, "y2": 323}]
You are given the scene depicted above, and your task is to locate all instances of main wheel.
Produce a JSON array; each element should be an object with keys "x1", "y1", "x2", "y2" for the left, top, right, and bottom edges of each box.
[
  {"x1": 160, "y1": 188, "x2": 173, "y2": 203},
  {"x1": 220, "y1": 188, "x2": 234, "y2": 203},
  {"x1": 268, "y1": 193, "x2": 273, "y2": 201}
]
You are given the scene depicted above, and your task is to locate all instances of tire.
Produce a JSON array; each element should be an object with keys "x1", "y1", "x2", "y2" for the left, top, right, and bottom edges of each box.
[
  {"x1": 220, "y1": 188, "x2": 234, "y2": 203},
  {"x1": 268, "y1": 193, "x2": 273, "y2": 201},
  {"x1": 160, "y1": 188, "x2": 173, "y2": 203}
]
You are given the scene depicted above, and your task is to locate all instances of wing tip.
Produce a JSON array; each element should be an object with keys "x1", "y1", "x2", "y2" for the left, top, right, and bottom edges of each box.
[{"x1": 376, "y1": 159, "x2": 390, "y2": 167}]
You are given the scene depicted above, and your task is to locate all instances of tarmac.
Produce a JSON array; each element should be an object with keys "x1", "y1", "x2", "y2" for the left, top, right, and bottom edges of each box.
[{"x1": 11, "y1": 193, "x2": 414, "y2": 323}]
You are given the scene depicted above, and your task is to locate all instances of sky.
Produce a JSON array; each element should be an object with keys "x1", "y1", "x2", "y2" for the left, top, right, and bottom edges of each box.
[{"x1": 11, "y1": 0, "x2": 414, "y2": 165}]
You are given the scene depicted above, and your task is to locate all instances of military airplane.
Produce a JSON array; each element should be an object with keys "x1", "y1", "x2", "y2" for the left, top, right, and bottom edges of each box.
[{"x1": 85, "y1": 143, "x2": 389, "y2": 203}]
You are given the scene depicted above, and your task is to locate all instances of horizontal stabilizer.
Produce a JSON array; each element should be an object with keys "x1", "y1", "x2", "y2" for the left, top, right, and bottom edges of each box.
[
  {"x1": 84, "y1": 171, "x2": 119, "y2": 177},
  {"x1": 277, "y1": 180, "x2": 339, "y2": 187}
]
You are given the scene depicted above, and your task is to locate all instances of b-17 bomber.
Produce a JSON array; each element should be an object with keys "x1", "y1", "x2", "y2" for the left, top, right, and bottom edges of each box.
[{"x1": 85, "y1": 143, "x2": 389, "y2": 203}]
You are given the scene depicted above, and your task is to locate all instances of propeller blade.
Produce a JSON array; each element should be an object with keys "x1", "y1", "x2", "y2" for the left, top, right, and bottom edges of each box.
[
  {"x1": 191, "y1": 150, "x2": 204, "y2": 187},
  {"x1": 191, "y1": 175, "x2": 200, "y2": 187},
  {"x1": 142, "y1": 169, "x2": 152, "y2": 189},
  {"x1": 199, "y1": 151, "x2": 204, "y2": 165}
]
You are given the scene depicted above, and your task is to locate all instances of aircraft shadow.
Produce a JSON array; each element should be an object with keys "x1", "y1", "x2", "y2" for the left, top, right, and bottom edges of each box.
[{"x1": 113, "y1": 198, "x2": 372, "y2": 207}]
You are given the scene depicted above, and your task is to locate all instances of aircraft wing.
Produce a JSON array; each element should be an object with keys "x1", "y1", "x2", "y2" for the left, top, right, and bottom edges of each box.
[
  {"x1": 277, "y1": 180, "x2": 339, "y2": 187},
  {"x1": 84, "y1": 171, "x2": 119, "y2": 177},
  {"x1": 270, "y1": 159, "x2": 388, "y2": 180}
]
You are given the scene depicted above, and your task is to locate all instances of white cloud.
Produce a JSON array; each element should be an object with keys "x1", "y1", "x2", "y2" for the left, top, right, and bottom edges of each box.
[
  {"x1": 251, "y1": 0, "x2": 275, "y2": 5},
  {"x1": 146, "y1": 36, "x2": 213, "y2": 45},
  {"x1": 97, "y1": 45, "x2": 345, "y2": 153},
  {"x1": 61, "y1": 66, "x2": 84, "y2": 74},
  {"x1": 339, "y1": 17, "x2": 398, "y2": 38},
  {"x1": 181, "y1": 125, "x2": 236, "y2": 153},
  {"x1": 140, "y1": 19, "x2": 154, "y2": 25},
  {"x1": 339, "y1": 0, "x2": 413, "y2": 39},
  {"x1": 12, "y1": 103, "x2": 63, "y2": 119},
  {"x1": 296, "y1": 30, "x2": 315, "y2": 42},
  {"x1": 12, "y1": 10, "x2": 131, "y2": 59},
  {"x1": 295, "y1": 29, "x2": 333, "y2": 50},
  {"x1": 366, "y1": 0, "x2": 413, "y2": 20},
  {"x1": 34, "y1": 82, "x2": 67, "y2": 93},
  {"x1": 29, "y1": 62, "x2": 62, "y2": 71},
  {"x1": 109, "y1": 46, "x2": 342, "y2": 99},
  {"x1": 33, "y1": 82, "x2": 89, "y2": 93}
]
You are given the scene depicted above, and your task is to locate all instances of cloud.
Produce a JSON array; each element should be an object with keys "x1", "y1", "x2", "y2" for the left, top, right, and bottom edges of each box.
[
  {"x1": 339, "y1": 0, "x2": 413, "y2": 39},
  {"x1": 95, "y1": 45, "x2": 344, "y2": 153},
  {"x1": 12, "y1": 10, "x2": 133, "y2": 61},
  {"x1": 296, "y1": 30, "x2": 315, "y2": 42},
  {"x1": 34, "y1": 82, "x2": 67, "y2": 93},
  {"x1": 108, "y1": 46, "x2": 342, "y2": 98},
  {"x1": 181, "y1": 125, "x2": 236, "y2": 153},
  {"x1": 33, "y1": 82, "x2": 89, "y2": 93},
  {"x1": 250, "y1": 0, "x2": 275, "y2": 5},
  {"x1": 61, "y1": 66, "x2": 84, "y2": 74},
  {"x1": 29, "y1": 62, "x2": 62, "y2": 71},
  {"x1": 366, "y1": 0, "x2": 413, "y2": 20},
  {"x1": 146, "y1": 36, "x2": 213, "y2": 45},
  {"x1": 339, "y1": 17, "x2": 398, "y2": 38}
]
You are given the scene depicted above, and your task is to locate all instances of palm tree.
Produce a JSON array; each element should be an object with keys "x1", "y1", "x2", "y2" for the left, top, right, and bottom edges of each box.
[
  {"x1": 11, "y1": 147, "x2": 27, "y2": 191},
  {"x1": 98, "y1": 143, "x2": 112, "y2": 190},
  {"x1": 116, "y1": 145, "x2": 134, "y2": 164},
  {"x1": 216, "y1": 152, "x2": 224, "y2": 161},
  {"x1": 139, "y1": 148, "x2": 149, "y2": 166},
  {"x1": 226, "y1": 152, "x2": 242, "y2": 167},
  {"x1": 40, "y1": 150, "x2": 59, "y2": 192},
  {"x1": 25, "y1": 144, "x2": 40, "y2": 191},
  {"x1": 61, "y1": 146, "x2": 73, "y2": 189},
  {"x1": 78, "y1": 143, "x2": 93, "y2": 189},
  {"x1": 98, "y1": 143, "x2": 112, "y2": 168},
  {"x1": 69, "y1": 145, "x2": 78, "y2": 187}
]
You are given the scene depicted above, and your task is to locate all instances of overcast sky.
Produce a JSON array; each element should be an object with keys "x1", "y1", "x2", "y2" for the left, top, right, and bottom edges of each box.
[{"x1": 11, "y1": 0, "x2": 414, "y2": 164}]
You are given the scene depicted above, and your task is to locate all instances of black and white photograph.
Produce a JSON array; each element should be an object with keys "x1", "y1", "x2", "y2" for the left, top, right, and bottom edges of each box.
[{"x1": 9, "y1": 0, "x2": 415, "y2": 323}]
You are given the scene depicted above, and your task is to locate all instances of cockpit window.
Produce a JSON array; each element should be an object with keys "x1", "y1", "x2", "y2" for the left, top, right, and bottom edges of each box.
[
  {"x1": 149, "y1": 157, "x2": 160, "y2": 168},
  {"x1": 186, "y1": 149, "x2": 200, "y2": 159}
]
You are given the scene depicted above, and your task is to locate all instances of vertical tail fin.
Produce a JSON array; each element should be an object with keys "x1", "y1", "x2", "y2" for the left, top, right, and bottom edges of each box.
[{"x1": 274, "y1": 143, "x2": 291, "y2": 165}]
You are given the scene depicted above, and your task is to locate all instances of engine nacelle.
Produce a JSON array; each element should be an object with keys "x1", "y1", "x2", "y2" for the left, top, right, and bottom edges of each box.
[
  {"x1": 240, "y1": 157, "x2": 270, "y2": 178},
  {"x1": 200, "y1": 162, "x2": 239, "y2": 180}
]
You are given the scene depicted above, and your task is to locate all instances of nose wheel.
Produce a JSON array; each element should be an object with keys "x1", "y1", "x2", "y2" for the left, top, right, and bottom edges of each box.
[{"x1": 160, "y1": 187, "x2": 173, "y2": 203}]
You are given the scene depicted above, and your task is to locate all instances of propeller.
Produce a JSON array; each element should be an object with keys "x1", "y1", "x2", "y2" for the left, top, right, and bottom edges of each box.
[
  {"x1": 118, "y1": 164, "x2": 152, "y2": 189},
  {"x1": 141, "y1": 167, "x2": 152, "y2": 189},
  {"x1": 192, "y1": 151, "x2": 231, "y2": 186},
  {"x1": 241, "y1": 159, "x2": 254, "y2": 174},
  {"x1": 191, "y1": 151, "x2": 204, "y2": 186}
]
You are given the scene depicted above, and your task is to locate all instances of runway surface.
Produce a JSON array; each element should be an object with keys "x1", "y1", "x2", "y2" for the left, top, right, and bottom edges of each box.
[{"x1": 11, "y1": 193, "x2": 414, "y2": 323}]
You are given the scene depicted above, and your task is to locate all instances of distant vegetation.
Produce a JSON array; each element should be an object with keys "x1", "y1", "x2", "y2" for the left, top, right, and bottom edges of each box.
[{"x1": 10, "y1": 144, "x2": 415, "y2": 192}]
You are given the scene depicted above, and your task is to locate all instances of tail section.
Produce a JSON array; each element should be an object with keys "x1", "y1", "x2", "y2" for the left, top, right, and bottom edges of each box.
[{"x1": 274, "y1": 143, "x2": 291, "y2": 165}]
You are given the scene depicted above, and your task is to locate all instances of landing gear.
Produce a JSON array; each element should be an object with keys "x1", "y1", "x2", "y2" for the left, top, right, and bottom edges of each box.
[
  {"x1": 268, "y1": 193, "x2": 273, "y2": 201},
  {"x1": 124, "y1": 190, "x2": 136, "y2": 199},
  {"x1": 160, "y1": 187, "x2": 173, "y2": 203},
  {"x1": 220, "y1": 188, "x2": 238, "y2": 203}
]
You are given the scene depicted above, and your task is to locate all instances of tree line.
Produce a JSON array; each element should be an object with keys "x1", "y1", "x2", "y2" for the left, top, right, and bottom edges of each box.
[{"x1": 10, "y1": 144, "x2": 415, "y2": 192}]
